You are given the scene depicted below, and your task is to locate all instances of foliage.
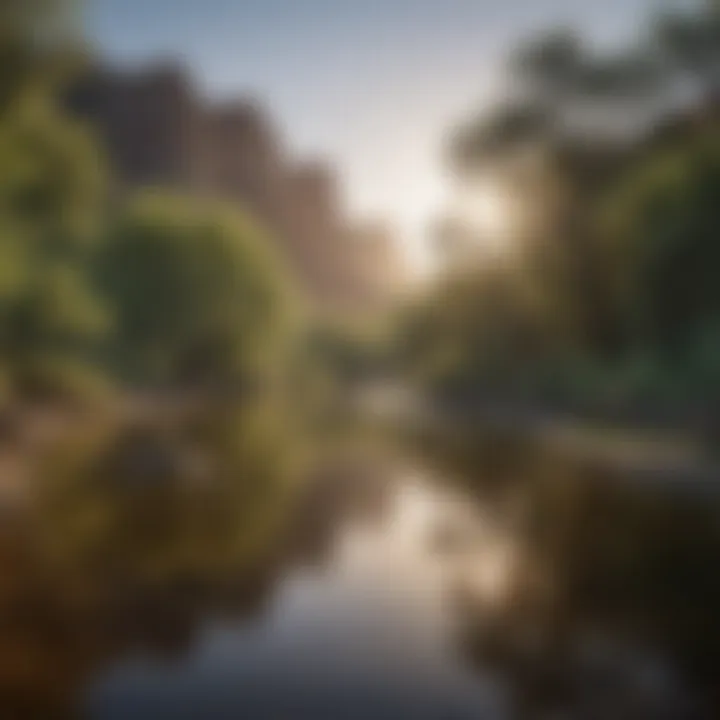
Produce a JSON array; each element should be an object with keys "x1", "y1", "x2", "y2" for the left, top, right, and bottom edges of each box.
[
  {"x1": 0, "y1": 20, "x2": 110, "y2": 401},
  {"x1": 655, "y1": 0, "x2": 720, "y2": 101},
  {"x1": 98, "y1": 193, "x2": 294, "y2": 389},
  {"x1": 413, "y1": 1, "x2": 720, "y2": 426},
  {"x1": 395, "y1": 262, "x2": 561, "y2": 400},
  {"x1": 35, "y1": 405, "x2": 297, "y2": 581},
  {"x1": 0, "y1": 0, "x2": 83, "y2": 116},
  {"x1": 603, "y1": 128, "x2": 720, "y2": 360}
]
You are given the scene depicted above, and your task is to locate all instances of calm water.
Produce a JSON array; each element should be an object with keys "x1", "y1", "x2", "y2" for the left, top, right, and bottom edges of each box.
[
  {"x1": 86, "y1": 470, "x2": 508, "y2": 720},
  {"x1": 2, "y1": 418, "x2": 719, "y2": 719}
]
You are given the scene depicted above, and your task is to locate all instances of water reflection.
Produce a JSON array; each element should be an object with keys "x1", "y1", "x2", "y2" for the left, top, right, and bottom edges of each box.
[
  {"x1": 415, "y1": 426, "x2": 720, "y2": 719},
  {"x1": 0, "y1": 415, "x2": 719, "y2": 719},
  {"x1": 0, "y1": 404, "x2": 296, "y2": 719},
  {"x1": 88, "y1": 475, "x2": 505, "y2": 719}
]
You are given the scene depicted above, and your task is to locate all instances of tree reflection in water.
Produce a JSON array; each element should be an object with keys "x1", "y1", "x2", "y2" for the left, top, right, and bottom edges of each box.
[
  {"x1": 0, "y1": 403, "x2": 302, "y2": 719},
  {"x1": 413, "y1": 426, "x2": 720, "y2": 719},
  {"x1": 1, "y1": 416, "x2": 719, "y2": 719}
]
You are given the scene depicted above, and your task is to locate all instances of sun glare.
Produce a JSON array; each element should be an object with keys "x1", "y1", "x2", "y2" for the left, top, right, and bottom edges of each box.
[{"x1": 455, "y1": 180, "x2": 515, "y2": 255}]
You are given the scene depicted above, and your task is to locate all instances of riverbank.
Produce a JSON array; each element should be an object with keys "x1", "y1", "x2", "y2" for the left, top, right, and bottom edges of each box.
[{"x1": 361, "y1": 386, "x2": 720, "y2": 489}]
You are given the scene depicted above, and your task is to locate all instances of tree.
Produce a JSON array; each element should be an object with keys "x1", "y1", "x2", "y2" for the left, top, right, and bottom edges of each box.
[
  {"x1": 98, "y1": 193, "x2": 293, "y2": 389},
  {"x1": 395, "y1": 261, "x2": 556, "y2": 399},
  {"x1": 656, "y1": 0, "x2": 720, "y2": 106},
  {"x1": 0, "y1": 0, "x2": 109, "y2": 400},
  {"x1": 447, "y1": 0, "x2": 720, "y2": 359},
  {"x1": 603, "y1": 128, "x2": 720, "y2": 364},
  {"x1": 429, "y1": 1, "x2": 720, "y2": 413},
  {"x1": 0, "y1": 0, "x2": 82, "y2": 115}
]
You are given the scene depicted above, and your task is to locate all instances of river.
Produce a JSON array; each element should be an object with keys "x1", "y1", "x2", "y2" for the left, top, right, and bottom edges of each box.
[
  {"x1": 86, "y1": 464, "x2": 510, "y2": 719},
  {"x1": 0, "y1": 415, "x2": 718, "y2": 719}
]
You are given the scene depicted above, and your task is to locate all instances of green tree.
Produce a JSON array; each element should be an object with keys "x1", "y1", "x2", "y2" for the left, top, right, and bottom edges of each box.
[
  {"x1": 98, "y1": 193, "x2": 293, "y2": 390},
  {"x1": 395, "y1": 262, "x2": 555, "y2": 399},
  {"x1": 604, "y1": 128, "x2": 720, "y2": 365},
  {"x1": 0, "y1": 0, "x2": 81, "y2": 115},
  {"x1": 427, "y1": 1, "x2": 720, "y2": 413},
  {"x1": 0, "y1": 0, "x2": 110, "y2": 401},
  {"x1": 656, "y1": 0, "x2": 720, "y2": 105}
]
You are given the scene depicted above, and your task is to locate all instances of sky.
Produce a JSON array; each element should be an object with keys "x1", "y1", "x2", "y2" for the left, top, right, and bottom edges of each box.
[{"x1": 87, "y1": 0, "x2": 660, "y2": 269}]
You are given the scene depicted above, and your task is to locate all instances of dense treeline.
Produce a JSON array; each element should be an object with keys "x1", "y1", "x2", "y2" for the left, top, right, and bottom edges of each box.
[
  {"x1": 399, "y1": 0, "x2": 720, "y2": 431},
  {"x1": 0, "y1": 0, "x2": 295, "y2": 408},
  {"x1": 0, "y1": 6, "x2": 306, "y2": 714}
]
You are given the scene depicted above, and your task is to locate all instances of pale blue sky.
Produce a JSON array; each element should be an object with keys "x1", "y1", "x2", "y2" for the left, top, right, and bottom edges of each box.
[{"x1": 88, "y1": 0, "x2": 660, "y2": 264}]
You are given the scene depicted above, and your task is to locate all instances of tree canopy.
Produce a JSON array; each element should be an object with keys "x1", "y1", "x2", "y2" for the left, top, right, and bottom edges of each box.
[{"x1": 98, "y1": 193, "x2": 294, "y2": 389}]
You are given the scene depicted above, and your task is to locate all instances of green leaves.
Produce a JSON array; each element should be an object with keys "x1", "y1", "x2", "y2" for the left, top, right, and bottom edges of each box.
[
  {"x1": 98, "y1": 192, "x2": 293, "y2": 388},
  {"x1": 0, "y1": 104, "x2": 105, "y2": 254},
  {"x1": 604, "y1": 131, "x2": 720, "y2": 358}
]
